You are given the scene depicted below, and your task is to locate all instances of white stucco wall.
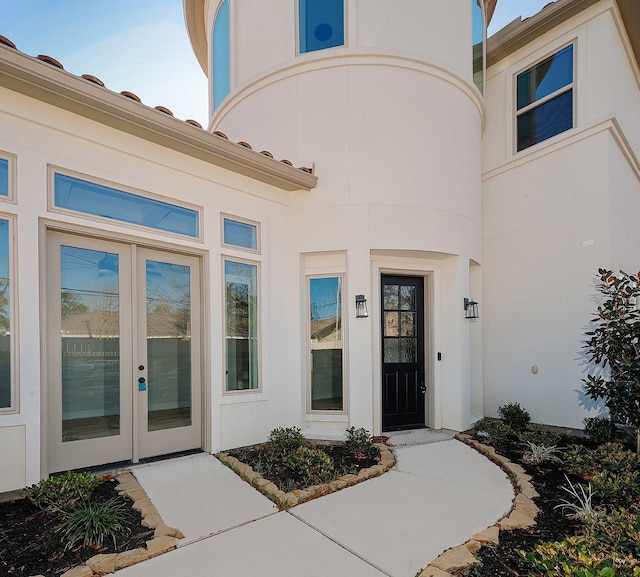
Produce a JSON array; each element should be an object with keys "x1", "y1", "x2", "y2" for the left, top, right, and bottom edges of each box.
[{"x1": 482, "y1": 2, "x2": 640, "y2": 428}]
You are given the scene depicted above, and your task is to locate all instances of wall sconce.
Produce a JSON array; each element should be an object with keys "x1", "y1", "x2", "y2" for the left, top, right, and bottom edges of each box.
[
  {"x1": 464, "y1": 298, "x2": 479, "y2": 319},
  {"x1": 355, "y1": 294, "x2": 369, "y2": 318}
]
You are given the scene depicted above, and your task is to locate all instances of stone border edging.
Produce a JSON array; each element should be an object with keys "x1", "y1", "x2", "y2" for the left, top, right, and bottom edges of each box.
[
  {"x1": 416, "y1": 434, "x2": 541, "y2": 577},
  {"x1": 55, "y1": 472, "x2": 185, "y2": 577},
  {"x1": 216, "y1": 442, "x2": 396, "y2": 509}
]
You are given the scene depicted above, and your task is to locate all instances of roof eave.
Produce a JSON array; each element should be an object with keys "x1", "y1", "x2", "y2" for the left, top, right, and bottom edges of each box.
[
  {"x1": 486, "y1": 0, "x2": 640, "y2": 70},
  {"x1": 0, "y1": 45, "x2": 317, "y2": 192}
]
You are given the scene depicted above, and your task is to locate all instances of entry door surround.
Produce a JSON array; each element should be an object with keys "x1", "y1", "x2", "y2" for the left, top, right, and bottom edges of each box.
[{"x1": 46, "y1": 232, "x2": 202, "y2": 473}]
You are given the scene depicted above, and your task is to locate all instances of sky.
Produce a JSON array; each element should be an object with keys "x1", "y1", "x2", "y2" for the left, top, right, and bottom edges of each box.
[{"x1": 0, "y1": 1, "x2": 554, "y2": 127}]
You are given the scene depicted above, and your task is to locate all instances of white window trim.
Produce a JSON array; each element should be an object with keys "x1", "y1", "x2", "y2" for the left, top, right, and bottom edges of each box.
[
  {"x1": 221, "y1": 213, "x2": 261, "y2": 254},
  {"x1": 47, "y1": 166, "x2": 204, "y2": 242},
  {"x1": 222, "y1": 255, "x2": 262, "y2": 396},
  {"x1": 306, "y1": 272, "x2": 347, "y2": 415},
  {"x1": 0, "y1": 213, "x2": 18, "y2": 414},
  {"x1": 513, "y1": 41, "x2": 576, "y2": 154}
]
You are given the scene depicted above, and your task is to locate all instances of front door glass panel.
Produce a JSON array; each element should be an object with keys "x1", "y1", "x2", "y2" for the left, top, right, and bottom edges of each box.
[
  {"x1": 146, "y1": 260, "x2": 192, "y2": 431},
  {"x1": 60, "y1": 246, "x2": 120, "y2": 441}
]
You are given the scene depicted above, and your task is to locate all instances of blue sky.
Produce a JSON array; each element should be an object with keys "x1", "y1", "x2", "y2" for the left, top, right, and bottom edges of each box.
[{"x1": 0, "y1": 1, "x2": 553, "y2": 127}]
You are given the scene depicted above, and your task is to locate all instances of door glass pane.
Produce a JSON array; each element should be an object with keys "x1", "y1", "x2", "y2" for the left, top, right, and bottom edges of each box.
[
  {"x1": 400, "y1": 338, "x2": 417, "y2": 363},
  {"x1": 146, "y1": 260, "x2": 192, "y2": 431},
  {"x1": 384, "y1": 338, "x2": 399, "y2": 363},
  {"x1": 225, "y1": 261, "x2": 259, "y2": 391},
  {"x1": 384, "y1": 311, "x2": 399, "y2": 337},
  {"x1": 400, "y1": 312, "x2": 415, "y2": 336},
  {"x1": 60, "y1": 246, "x2": 120, "y2": 441},
  {"x1": 383, "y1": 284, "x2": 399, "y2": 309},
  {"x1": 400, "y1": 285, "x2": 415, "y2": 310},
  {"x1": 309, "y1": 276, "x2": 343, "y2": 411}
]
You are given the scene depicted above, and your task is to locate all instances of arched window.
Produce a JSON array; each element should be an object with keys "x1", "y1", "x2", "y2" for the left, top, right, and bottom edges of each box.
[
  {"x1": 299, "y1": 0, "x2": 344, "y2": 54},
  {"x1": 212, "y1": 0, "x2": 230, "y2": 111},
  {"x1": 472, "y1": 0, "x2": 485, "y2": 93}
]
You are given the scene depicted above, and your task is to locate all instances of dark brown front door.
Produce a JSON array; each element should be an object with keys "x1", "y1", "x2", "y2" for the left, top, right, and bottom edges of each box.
[{"x1": 381, "y1": 275, "x2": 425, "y2": 431}]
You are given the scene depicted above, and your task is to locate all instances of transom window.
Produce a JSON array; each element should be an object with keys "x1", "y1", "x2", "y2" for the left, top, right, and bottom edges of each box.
[
  {"x1": 308, "y1": 276, "x2": 344, "y2": 411},
  {"x1": 299, "y1": 0, "x2": 344, "y2": 54},
  {"x1": 53, "y1": 173, "x2": 200, "y2": 238},
  {"x1": 224, "y1": 260, "x2": 259, "y2": 392},
  {"x1": 0, "y1": 218, "x2": 13, "y2": 410},
  {"x1": 516, "y1": 44, "x2": 574, "y2": 152},
  {"x1": 222, "y1": 216, "x2": 259, "y2": 251},
  {"x1": 213, "y1": 0, "x2": 230, "y2": 111}
]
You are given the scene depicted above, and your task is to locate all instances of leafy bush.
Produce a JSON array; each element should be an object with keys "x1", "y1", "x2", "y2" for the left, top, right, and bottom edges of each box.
[
  {"x1": 60, "y1": 497, "x2": 130, "y2": 550},
  {"x1": 584, "y1": 507, "x2": 640, "y2": 559},
  {"x1": 283, "y1": 446, "x2": 334, "y2": 487},
  {"x1": 28, "y1": 471, "x2": 101, "y2": 512},
  {"x1": 521, "y1": 536, "x2": 627, "y2": 577},
  {"x1": 268, "y1": 426, "x2": 306, "y2": 454},
  {"x1": 584, "y1": 417, "x2": 615, "y2": 445},
  {"x1": 473, "y1": 417, "x2": 513, "y2": 440},
  {"x1": 498, "y1": 402, "x2": 531, "y2": 432},
  {"x1": 519, "y1": 425, "x2": 563, "y2": 446},
  {"x1": 342, "y1": 427, "x2": 379, "y2": 464}
]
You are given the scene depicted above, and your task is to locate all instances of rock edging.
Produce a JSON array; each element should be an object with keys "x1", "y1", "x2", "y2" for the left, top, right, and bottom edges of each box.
[
  {"x1": 417, "y1": 434, "x2": 540, "y2": 577},
  {"x1": 217, "y1": 442, "x2": 396, "y2": 509},
  {"x1": 55, "y1": 472, "x2": 184, "y2": 577}
]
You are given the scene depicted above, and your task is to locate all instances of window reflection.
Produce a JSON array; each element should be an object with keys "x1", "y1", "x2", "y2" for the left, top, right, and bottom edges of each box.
[
  {"x1": 309, "y1": 277, "x2": 343, "y2": 411},
  {"x1": 0, "y1": 159, "x2": 8, "y2": 197},
  {"x1": 0, "y1": 219, "x2": 10, "y2": 408}
]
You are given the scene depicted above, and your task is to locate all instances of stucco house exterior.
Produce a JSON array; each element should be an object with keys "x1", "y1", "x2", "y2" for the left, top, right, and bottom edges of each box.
[{"x1": 0, "y1": 0, "x2": 638, "y2": 493}]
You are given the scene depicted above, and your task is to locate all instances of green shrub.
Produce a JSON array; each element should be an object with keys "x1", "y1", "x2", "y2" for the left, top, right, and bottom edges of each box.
[
  {"x1": 28, "y1": 471, "x2": 101, "y2": 512},
  {"x1": 284, "y1": 446, "x2": 334, "y2": 487},
  {"x1": 519, "y1": 425, "x2": 563, "y2": 446},
  {"x1": 584, "y1": 417, "x2": 615, "y2": 445},
  {"x1": 268, "y1": 426, "x2": 306, "y2": 454},
  {"x1": 473, "y1": 417, "x2": 513, "y2": 440},
  {"x1": 60, "y1": 497, "x2": 130, "y2": 550},
  {"x1": 342, "y1": 427, "x2": 379, "y2": 463},
  {"x1": 497, "y1": 402, "x2": 531, "y2": 432},
  {"x1": 522, "y1": 441, "x2": 564, "y2": 465},
  {"x1": 584, "y1": 507, "x2": 640, "y2": 559},
  {"x1": 521, "y1": 536, "x2": 628, "y2": 577}
]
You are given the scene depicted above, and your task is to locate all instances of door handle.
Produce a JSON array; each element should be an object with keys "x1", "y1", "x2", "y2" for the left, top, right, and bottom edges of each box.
[{"x1": 420, "y1": 383, "x2": 426, "y2": 394}]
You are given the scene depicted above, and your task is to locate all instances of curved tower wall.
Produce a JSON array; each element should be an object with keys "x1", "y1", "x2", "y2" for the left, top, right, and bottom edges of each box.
[{"x1": 201, "y1": 0, "x2": 484, "y2": 436}]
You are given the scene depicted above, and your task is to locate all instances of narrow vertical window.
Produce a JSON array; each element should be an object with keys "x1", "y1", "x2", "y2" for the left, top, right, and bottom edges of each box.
[
  {"x1": 309, "y1": 276, "x2": 344, "y2": 411},
  {"x1": 0, "y1": 218, "x2": 11, "y2": 409},
  {"x1": 299, "y1": 0, "x2": 344, "y2": 54},
  {"x1": 472, "y1": 0, "x2": 485, "y2": 93},
  {"x1": 213, "y1": 0, "x2": 230, "y2": 110},
  {"x1": 516, "y1": 45, "x2": 574, "y2": 151},
  {"x1": 225, "y1": 260, "x2": 259, "y2": 391},
  {"x1": 0, "y1": 159, "x2": 9, "y2": 197}
]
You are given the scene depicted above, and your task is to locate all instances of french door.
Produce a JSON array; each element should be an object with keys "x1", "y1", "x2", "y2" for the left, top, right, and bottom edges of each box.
[{"x1": 47, "y1": 232, "x2": 202, "y2": 473}]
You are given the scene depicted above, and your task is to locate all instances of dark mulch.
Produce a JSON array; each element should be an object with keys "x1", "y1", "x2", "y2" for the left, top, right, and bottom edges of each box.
[
  {"x1": 453, "y1": 434, "x2": 602, "y2": 577},
  {"x1": 0, "y1": 478, "x2": 153, "y2": 576}
]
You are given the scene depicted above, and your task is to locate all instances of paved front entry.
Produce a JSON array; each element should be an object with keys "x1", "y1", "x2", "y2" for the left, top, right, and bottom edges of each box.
[{"x1": 119, "y1": 440, "x2": 513, "y2": 577}]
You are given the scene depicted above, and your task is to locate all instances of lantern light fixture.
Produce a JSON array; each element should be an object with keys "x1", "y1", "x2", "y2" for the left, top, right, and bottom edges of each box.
[
  {"x1": 464, "y1": 297, "x2": 479, "y2": 319},
  {"x1": 355, "y1": 294, "x2": 369, "y2": 318}
]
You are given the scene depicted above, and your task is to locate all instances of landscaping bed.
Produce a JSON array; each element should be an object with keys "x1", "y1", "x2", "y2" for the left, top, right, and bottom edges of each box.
[
  {"x1": 0, "y1": 474, "x2": 152, "y2": 576},
  {"x1": 452, "y1": 411, "x2": 640, "y2": 577}
]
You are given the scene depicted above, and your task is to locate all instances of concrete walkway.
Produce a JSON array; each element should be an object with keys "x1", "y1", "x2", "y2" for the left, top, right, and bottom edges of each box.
[{"x1": 119, "y1": 435, "x2": 513, "y2": 577}]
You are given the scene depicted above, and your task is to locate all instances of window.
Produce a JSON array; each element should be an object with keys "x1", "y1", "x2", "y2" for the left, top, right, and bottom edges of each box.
[
  {"x1": 0, "y1": 218, "x2": 12, "y2": 410},
  {"x1": 516, "y1": 44, "x2": 574, "y2": 152},
  {"x1": 472, "y1": 0, "x2": 485, "y2": 93},
  {"x1": 0, "y1": 159, "x2": 8, "y2": 197},
  {"x1": 213, "y1": 0, "x2": 230, "y2": 110},
  {"x1": 308, "y1": 276, "x2": 343, "y2": 411},
  {"x1": 223, "y1": 217, "x2": 258, "y2": 251},
  {"x1": 225, "y1": 260, "x2": 259, "y2": 391},
  {"x1": 299, "y1": 0, "x2": 344, "y2": 54},
  {"x1": 53, "y1": 173, "x2": 200, "y2": 238}
]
